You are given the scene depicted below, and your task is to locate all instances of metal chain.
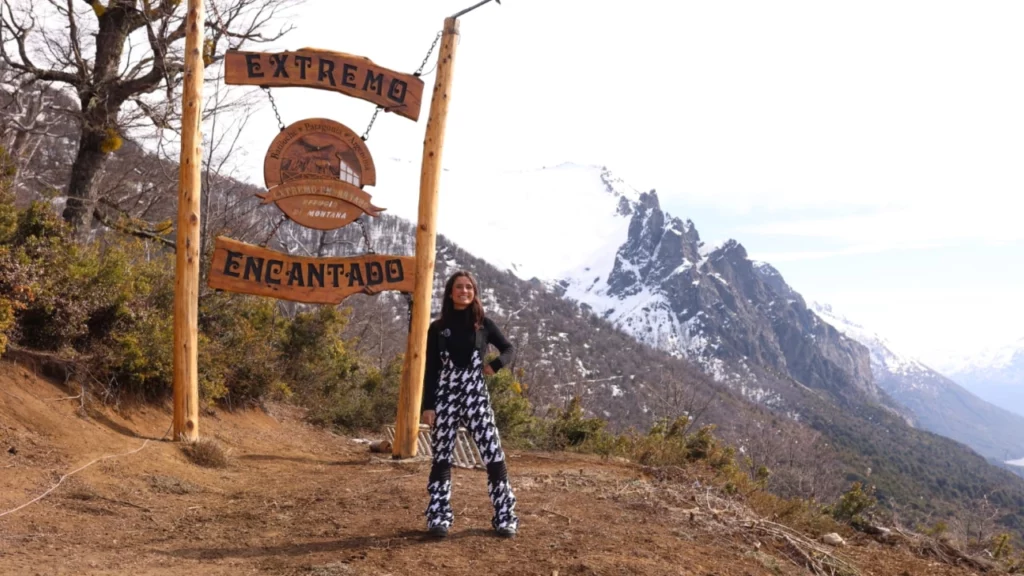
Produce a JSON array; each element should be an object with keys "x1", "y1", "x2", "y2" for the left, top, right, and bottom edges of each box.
[
  {"x1": 261, "y1": 86, "x2": 286, "y2": 131},
  {"x1": 361, "y1": 106, "x2": 383, "y2": 141},
  {"x1": 357, "y1": 217, "x2": 375, "y2": 254},
  {"x1": 414, "y1": 31, "x2": 443, "y2": 77},
  {"x1": 361, "y1": 31, "x2": 443, "y2": 142}
]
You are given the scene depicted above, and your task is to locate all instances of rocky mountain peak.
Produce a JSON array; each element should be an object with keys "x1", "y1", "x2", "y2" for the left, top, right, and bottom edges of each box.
[
  {"x1": 564, "y1": 188, "x2": 883, "y2": 408},
  {"x1": 604, "y1": 190, "x2": 708, "y2": 298}
]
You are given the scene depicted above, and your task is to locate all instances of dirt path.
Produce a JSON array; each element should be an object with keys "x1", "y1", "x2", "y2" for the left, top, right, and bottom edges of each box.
[{"x1": 0, "y1": 364, "x2": 982, "y2": 575}]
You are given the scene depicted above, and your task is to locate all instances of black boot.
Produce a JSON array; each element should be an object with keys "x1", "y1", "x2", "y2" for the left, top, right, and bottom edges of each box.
[{"x1": 495, "y1": 524, "x2": 516, "y2": 538}]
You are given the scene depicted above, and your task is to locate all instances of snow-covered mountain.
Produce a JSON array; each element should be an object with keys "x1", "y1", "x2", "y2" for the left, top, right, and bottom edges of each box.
[
  {"x1": 812, "y1": 304, "x2": 1024, "y2": 466},
  {"x1": 941, "y1": 338, "x2": 1024, "y2": 420},
  {"x1": 375, "y1": 158, "x2": 1024, "y2": 468},
  {"x1": 377, "y1": 160, "x2": 885, "y2": 411},
  {"x1": 272, "y1": 157, "x2": 1024, "y2": 524},
  {"x1": 811, "y1": 303, "x2": 931, "y2": 384},
  {"x1": 552, "y1": 189, "x2": 887, "y2": 411},
  {"x1": 937, "y1": 338, "x2": 1024, "y2": 375}
]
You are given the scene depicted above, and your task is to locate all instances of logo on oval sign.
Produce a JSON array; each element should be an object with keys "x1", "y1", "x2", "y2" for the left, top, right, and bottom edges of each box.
[{"x1": 259, "y1": 118, "x2": 385, "y2": 230}]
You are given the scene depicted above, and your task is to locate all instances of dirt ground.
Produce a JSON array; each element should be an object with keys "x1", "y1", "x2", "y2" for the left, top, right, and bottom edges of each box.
[{"x1": 0, "y1": 362, "x2": 986, "y2": 576}]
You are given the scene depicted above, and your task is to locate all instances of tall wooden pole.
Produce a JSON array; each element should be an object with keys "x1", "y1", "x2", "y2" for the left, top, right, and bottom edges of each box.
[
  {"x1": 394, "y1": 17, "x2": 461, "y2": 459},
  {"x1": 173, "y1": 0, "x2": 205, "y2": 442}
]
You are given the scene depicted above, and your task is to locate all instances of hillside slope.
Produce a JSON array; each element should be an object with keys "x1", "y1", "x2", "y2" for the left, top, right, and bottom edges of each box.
[
  {"x1": 0, "y1": 363, "x2": 990, "y2": 576},
  {"x1": 305, "y1": 214, "x2": 1024, "y2": 533},
  {"x1": 943, "y1": 338, "x2": 1024, "y2": 421},
  {"x1": 813, "y1": 303, "x2": 1024, "y2": 469}
]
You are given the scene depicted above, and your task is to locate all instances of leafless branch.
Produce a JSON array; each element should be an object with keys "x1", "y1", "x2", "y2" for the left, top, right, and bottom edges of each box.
[{"x1": 0, "y1": 1, "x2": 78, "y2": 84}]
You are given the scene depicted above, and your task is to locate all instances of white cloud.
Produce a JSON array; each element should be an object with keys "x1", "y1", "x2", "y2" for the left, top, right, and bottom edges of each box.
[
  {"x1": 738, "y1": 203, "x2": 1024, "y2": 252},
  {"x1": 809, "y1": 287, "x2": 1024, "y2": 369},
  {"x1": 748, "y1": 241, "x2": 952, "y2": 263}
]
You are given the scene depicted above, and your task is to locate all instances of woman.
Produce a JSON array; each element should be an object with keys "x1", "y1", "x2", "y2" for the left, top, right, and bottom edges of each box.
[{"x1": 420, "y1": 270, "x2": 519, "y2": 538}]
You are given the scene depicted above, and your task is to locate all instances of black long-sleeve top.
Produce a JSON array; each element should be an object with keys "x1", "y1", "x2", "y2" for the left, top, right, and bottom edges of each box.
[{"x1": 420, "y1": 308, "x2": 515, "y2": 412}]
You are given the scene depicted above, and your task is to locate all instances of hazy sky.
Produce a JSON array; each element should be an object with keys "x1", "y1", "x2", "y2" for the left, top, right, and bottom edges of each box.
[{"x1": 224, "y1": 0, "x2": 1024, "y2": 369}]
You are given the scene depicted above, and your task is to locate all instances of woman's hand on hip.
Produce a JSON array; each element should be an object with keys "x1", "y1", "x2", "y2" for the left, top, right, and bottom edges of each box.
[{"x1": 421, "y1": 410, "x2": 436, "y2": 427}]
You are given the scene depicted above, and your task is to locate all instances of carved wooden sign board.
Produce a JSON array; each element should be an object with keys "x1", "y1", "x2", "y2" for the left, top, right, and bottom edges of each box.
[
  {"x1": 208, "y1": 237, "x2": 415, "y2": 305},
  {"x1": 260, "y1": 118, "x2": 384, "y2": 231},
  {"x1": 212, "y1": 48, "x2": 416, "y2": 305},
  {"x1": 224, "y1": 49, "x2": 424, "y2": 121}
]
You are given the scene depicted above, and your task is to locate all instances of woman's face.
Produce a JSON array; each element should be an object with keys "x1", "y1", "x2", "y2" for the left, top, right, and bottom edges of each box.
[{"x1": 451, "y1": 276, "x2": 475, "y2": 309}]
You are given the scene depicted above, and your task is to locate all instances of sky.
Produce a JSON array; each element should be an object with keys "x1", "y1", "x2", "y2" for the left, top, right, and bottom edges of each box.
[{"x1": 220, "y1": 0, "x2": 1024, "y2": 371}]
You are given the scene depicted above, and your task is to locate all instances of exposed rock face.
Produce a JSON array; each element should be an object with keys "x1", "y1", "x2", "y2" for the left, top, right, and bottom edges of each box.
[
  {"x1": 564, "y1": 190, "x2": 880, "y2": 409},
  {"x1": 814, "y1": 303, "x2": 1024, "y2": 468}
]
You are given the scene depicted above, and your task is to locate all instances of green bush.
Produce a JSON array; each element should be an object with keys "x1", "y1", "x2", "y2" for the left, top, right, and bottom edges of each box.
[
  {"x1": 545, "y1": 396, "x2": 612, "y2": 450},
  {"x1": 280, "y1": 305, "x2": 358, "y2": 393},
  {"x1": 198, "y1": 292, "x2": 285, "y2": 405},
  {"x1": 0, "y1": 183, "x2": 398, "y2": 412},
  {"x1": 306, "y1": 355, "x2": 402, "y2": 432},
  {"x1": 0, "y1": 296, "x2": 14, "y2": 355},
  {"x1": 486, "y1": 367, "x2": 534, "y2": 444},
  {"x1": 829, "y1": 481, "x2": 877, "y2": 524}
]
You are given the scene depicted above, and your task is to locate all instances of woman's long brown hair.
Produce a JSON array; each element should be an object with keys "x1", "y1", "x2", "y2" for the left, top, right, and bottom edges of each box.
[{"x1": 440, "y1": 270, "x2": 484, "y2": 330}]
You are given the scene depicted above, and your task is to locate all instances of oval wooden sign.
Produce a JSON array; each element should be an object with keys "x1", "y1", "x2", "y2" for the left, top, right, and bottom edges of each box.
[
  {"x1": 262, "y1": 119, "x2": 384, "y2": 231},
  {"x1": 274, "y1": 195, "x2": 360, "y2": 229},
  {"x1": 264, "y1": 118, "x2": 376, "y2": 188}
]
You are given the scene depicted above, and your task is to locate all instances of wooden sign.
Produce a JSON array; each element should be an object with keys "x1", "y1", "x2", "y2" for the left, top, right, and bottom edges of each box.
[
  {"x1": 257, "y1": 179, "x2": 385, "y2": 230},
  {"x1": 208, "y1": 236, "x2": 415, "y2": 305},
  {"x1": 261, "y1": 118, "x2": 384, "y2": 231},
  {"x1": 264, "y1": 118, "x2": 376, "y2": 188},
  {"x1": 225, "y1": 49, "x2": 424, "y2": 121}
]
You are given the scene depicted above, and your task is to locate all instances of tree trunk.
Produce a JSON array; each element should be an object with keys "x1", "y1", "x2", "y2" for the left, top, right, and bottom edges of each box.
[
  {"x1": 60, "y1": 4, "x2": 133, "y2": 231},
  {"x1": 62, "y1": 126, "x2": 108, "y2": 229}
]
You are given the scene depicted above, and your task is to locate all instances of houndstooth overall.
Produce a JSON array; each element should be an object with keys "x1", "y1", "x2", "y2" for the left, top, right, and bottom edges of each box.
[{"x1": 424, "y1": 338, "x2": 518, "y2": 532}]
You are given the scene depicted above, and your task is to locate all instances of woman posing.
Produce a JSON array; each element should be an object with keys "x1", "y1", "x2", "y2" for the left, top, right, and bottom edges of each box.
[{"x1": 420, "y1": 271, "x2": 519, "y2": 538}]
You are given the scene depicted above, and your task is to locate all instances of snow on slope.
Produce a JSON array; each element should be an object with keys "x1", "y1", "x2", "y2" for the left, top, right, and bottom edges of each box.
[
  {"x1": 371, "y1": 159, "x2": 639, "y2": 281},
  {"x1": 940, "y1": 337, "x2": 1024, "y2": 421},
  {"x1": 811, "y1": 302, "x2": 1024, "y2": 465},
  {"x1": 811, "y1": 302, "x2": 933, "y2": 385},
  {"x1": 939, "y1": 337, "x2": 1024, "y2": 374}
]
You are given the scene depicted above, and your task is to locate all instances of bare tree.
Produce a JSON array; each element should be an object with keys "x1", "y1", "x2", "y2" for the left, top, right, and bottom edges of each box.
[
  {"x1": 0, "y1": 0, "x2": 300, "y2": 231},
  {"x1": 638, "y1": 366, "x2": 715, "y2": 436},
  {"x1": 736, "y1": 416, "x2": 841, "y2": 502},
  {"x1": 0, "y1": 65, "x2": 76, "y2": 199},
  {"x1": 948, "y1": 495, "x2": 1002, "y2": 551},
  {"x1": 341, "y1": 292, "x2": 409, "y2": 372}
]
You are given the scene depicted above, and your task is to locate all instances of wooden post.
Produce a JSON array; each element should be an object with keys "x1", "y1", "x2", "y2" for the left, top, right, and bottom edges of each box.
[
  {"x1": 394, "y1": 17, "x2": 461, "y2": 459},
  {"x1": 173, "y1": 0, "x2": 205, "y2": 442}
]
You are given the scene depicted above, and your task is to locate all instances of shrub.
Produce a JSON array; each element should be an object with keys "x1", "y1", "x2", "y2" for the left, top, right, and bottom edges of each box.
[
  {"x1": 545, "y1": 396, "x2": 611, "y2": 450},
  {"x1": 279, "y1": 305, "x2": 358, "y2": 394},
  {"x1": 181, "y1": 437, "x2": 229, "y2": 468},
  {"x1": 486, "y1": 367, "x2": 534, "y2": 444},
  {"x1": 830, "y1": 481, "x2": 877, "y2": 524},
  {"x1": 0, "y1": 296, "x2": 14, "y2": 355},
  {"x1": 0, "y1": 158, "x2": 407, "y2": 421},
  {"x1": 305, "y1": 355, "x2": 402, "y2": 432},
  {"x1": 993, "y1": 533, "x2": 1014, "y2": 560},
  {"x1": 198, "y1": 292, "x2": 285, "y2": 406}
]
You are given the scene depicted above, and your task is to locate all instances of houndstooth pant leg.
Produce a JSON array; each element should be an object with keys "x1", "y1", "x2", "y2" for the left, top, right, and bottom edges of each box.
[
  {"x1": 424, "y1": 351, "x2": 519, "y2": 532},
  {"x1": 461, "y1": 353, "x2": 519, "y2": 531},
  {"x1": 425, "y1": 359, "x2": 459, "y2": 529}
]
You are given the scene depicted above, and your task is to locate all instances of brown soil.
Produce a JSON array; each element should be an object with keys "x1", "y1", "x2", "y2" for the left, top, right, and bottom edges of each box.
[{"x1": 0, "y1": 362, "x2": 985, "y2": 575}]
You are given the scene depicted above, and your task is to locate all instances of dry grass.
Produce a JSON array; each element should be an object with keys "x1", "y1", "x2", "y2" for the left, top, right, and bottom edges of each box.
[
  {"x1": 179, "y1": 438, "x2": 229, "y2": 469},
  {"x1": 146, "y1": 474, "x2": 200, "y2": 495}
]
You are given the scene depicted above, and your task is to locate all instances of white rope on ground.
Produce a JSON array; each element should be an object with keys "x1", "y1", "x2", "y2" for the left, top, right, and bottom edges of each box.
[{"x1": 0, "y1": 438, "x2": 152, "y2": 520}]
